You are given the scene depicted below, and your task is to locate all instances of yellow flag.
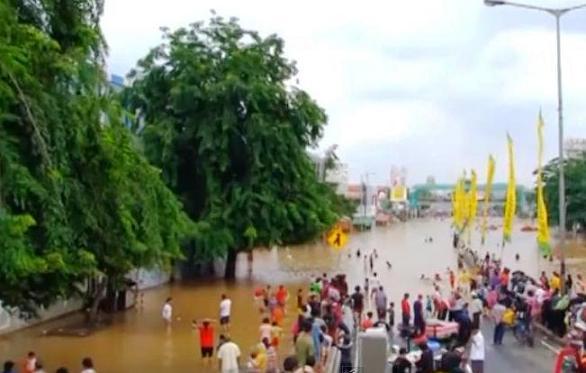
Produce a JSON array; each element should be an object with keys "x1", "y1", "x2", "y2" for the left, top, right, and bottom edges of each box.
[
  {"x1": 458, "y1": 173, "x2": 467, "y2": 231},
  {"x1": 452, "y1": 184, "x2": 458, "y2": 227},
  {"x1": 468, "y1": 170, "x2": 478, "y2": 225},
  {"x1": 452, "y1": 175, "x2": 466, "y2": 231},
  {"x1": 536, "y1": 113, "x2": 551, "y2": 255},
  {"x1": 503, "y1": 135, "x2": 516, "y2": 243},
  {"x1": 466, "y1": 170, "x2": 478, "y2": 244},
  {"x1": 461, "y1": 171, "x2": 468, "y2": 225},
  {"x1": 481, "y1": 155, "x2": 495, "y2": 245}
]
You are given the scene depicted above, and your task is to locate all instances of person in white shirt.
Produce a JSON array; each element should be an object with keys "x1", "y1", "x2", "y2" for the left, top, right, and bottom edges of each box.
[
  {"x1": 259, "y1": 317, "x2": 272, "y2": 342},
  {"x1": 217, "y1": 335, "x2": 241, "y2": 373},
  {"x1": 535, "y1": 287, "x2": 546, "y2": 304},
  {"x1": 469, "y1": 293, "x2": 484, "y2": 329},
  {"x1": 80, "y1": 357, "x2": 97, "y2": 373},
  {"x1": 469, "y1": 328, "x2": 485, "y2": 373},
  {"x1": 219, "y1": 294, "x2": 232, "y2": 332},
  {"x1": 161, "y1": 297, "x2": 173, "y2": 325}
]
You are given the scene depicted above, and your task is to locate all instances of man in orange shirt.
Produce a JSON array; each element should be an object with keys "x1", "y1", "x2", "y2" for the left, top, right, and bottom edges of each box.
[
  {"x1": 272, "y1": 304, "x2": 284, "y2": 326},
  {"x1": 276, "y1": 285, "x2": 288, "y2": 307},
  {"x1": 193, "y1": 318, "x2": 216, "y2": 367}
]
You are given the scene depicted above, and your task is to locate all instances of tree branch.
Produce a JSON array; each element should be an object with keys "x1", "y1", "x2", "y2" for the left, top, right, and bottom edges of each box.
[{"x1": 1, "y1": 63, "x2": 52, "y2": 170}]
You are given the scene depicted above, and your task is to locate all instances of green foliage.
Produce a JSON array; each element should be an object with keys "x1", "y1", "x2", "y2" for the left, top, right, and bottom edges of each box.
[
  {"x1": 0, "y1": 1, "x2": 189, "y2": 316},
  {"x1": 542, "y1": 154, "x2": 586, "y2": 229},
  {"x1": 124, "y1": 16, "x2": 340, "y2": 276}
]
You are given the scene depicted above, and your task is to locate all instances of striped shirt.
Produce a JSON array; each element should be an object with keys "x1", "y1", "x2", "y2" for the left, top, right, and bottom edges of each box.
[{"x1": 266, "y1": 346, "x2": 278, "y2": 372}]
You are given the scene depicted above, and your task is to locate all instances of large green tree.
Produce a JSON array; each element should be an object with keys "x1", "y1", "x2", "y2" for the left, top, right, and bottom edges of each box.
[
  {"x1": 0, "y1": 1, "x2": 189, "y2": 318},
  {"x1": 124, "y1": 16, "x2": 341, "y2": 278},
  {"x1": 542, "y1": 154, "x2": 586, "y2": 230}
]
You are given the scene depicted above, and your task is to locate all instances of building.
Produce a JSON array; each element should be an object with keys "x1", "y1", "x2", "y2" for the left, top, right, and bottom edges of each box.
[
  {"x1": 325, "y1": 162, "x2": 349, "y2": 195},
  {"x1": 309, "y1": 152, "x2": 326, "y2": 180},
  {"x1": 110, "y1": 74, "x2": 125, "y2": 92},
  {"x1": 308, "y1": 149, "x2": 348, "y2": 195}
]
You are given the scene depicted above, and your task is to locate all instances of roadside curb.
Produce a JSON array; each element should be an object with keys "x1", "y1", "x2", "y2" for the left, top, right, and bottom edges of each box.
[{"x1": 533, "y1": 322, "x2": 565, "y2": 346}]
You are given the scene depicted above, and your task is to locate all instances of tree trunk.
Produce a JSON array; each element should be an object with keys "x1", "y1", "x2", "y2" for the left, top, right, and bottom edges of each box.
[
  {"x1": 247, "y1": 251, "x2": 253, "y2": 276},
  {"x1": 224, "y1": 250, "x2": 237, "y2": 279},
  {"x1": 85, "y1": 277, "x2": 107, "y2": 325}
]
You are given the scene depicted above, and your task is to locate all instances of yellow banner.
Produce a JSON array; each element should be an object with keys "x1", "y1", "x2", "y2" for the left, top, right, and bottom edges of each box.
[
  {"x1": 452, "y1": 175, "x2": 466, "y2": 231},
  {"x1": 536, "y1": 113, "x2": 551, "y2": 255},
  {"x1": 468, "y1": 169, "x2": 478, "y2": 224},
  {"x1": 466, "y1": 169, "x2": 477, "y2": 244},
  {"x1": 503, "y1": 135, "x2": 516, "y2": 243},
  {"x1": 481, "y1": 155, "x2": 495, "y2": 245}
]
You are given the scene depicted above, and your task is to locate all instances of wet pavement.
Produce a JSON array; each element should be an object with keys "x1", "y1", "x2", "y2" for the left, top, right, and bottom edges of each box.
[{"x1": 0, "y1": 218, "x2": 555, "y2": 372}]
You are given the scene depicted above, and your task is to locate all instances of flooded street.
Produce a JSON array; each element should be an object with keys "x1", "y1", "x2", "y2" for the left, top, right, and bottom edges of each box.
[{"x1": 0, "y1": 219, "x2": 545, "y2": 371}]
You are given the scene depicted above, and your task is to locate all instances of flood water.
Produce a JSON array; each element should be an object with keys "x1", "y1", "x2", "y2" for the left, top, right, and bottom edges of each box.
[{"x1": 0, "y1": 218, "x2": 546, "y2": 372}]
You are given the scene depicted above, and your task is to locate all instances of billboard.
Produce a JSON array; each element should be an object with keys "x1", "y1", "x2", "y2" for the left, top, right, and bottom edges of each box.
[{"x1": 391, "y1": 185, "x2": 407, "y2": 202}]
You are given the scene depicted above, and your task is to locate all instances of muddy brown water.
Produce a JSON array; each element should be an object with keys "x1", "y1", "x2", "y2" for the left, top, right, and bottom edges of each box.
[{"x1": 0, "y1": 219, "x2": 551, "y2": 371}]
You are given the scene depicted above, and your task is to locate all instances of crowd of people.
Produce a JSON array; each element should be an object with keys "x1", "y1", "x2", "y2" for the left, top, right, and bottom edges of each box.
[
  {"x1": 158, "y1": 277, "x2": 355, "y2": 373},
  {"x1": 1, "y1": 354, "x2": 96, "y2": 373},
  {"x1": 452, "y1": 232, "x2": 586, "y2": 373},
  {"x1": 155, "y1": 244, "x2": 490, "y2": 373},
  {"x1": 11, "y1": 229, "x2": 586, "y2": 373}
]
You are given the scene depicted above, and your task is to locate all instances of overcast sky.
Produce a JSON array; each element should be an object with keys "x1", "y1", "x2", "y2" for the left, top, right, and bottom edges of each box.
[{"x1": 102, "y1": 0, "x2": 586, "y2": 186}]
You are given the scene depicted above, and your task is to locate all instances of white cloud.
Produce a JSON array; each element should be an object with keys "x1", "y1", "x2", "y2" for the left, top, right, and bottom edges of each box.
[{"x1": 101, "y1": 0, "x2": 586, "y2": 186}]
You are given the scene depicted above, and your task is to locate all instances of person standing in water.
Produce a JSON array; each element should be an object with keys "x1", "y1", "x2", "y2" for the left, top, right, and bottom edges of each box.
[
  {"x1": 375, "y1": 286, "x2": 388, "y2": 321},
  {"x1": 162, "y1": 297, "x2": 173, "y2": 326},
  {"x1": 193, "y1": 319, "x2": 216, "y2": 367},
  {"x1": 217, "y1": 335, "x2": 241, "y2": 373},
  {"x1": 401, "y1": 293, "x2": 411, "y2": 331},
  {"x1": 413, "y1": 294, "x2": 425, "y2": 336},
  {"x1": 219, "y1": 294, "x2": 232, "y2": 333},
  {"x1": 350, "y1": 286, "x2": 364, "y2": 323}
]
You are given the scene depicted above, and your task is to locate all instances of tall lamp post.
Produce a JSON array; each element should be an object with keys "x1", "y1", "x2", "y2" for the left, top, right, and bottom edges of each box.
[{"x1": 484, "y1": 0, "x2": 586, "y2": 285}]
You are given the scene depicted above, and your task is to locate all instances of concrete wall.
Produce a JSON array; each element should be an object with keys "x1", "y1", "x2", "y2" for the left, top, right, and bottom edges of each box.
[
  {"x1": 0, "y1": 298, "x2": 83, "y2": 335},
  {"x1": 0, "y1": 267, "x2": 171, "y2": 335},
  {"x1": 129, "y1": 267, "x2": 171, "y2": 290}
]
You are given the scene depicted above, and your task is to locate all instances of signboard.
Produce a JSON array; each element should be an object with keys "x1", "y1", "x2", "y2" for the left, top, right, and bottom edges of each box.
[
  {"x1": 390, "y1": 185, "x2": 407, "y2": 202},
  {"x1": 326, "y1": 226, "x2": 348, "y2": 250}
]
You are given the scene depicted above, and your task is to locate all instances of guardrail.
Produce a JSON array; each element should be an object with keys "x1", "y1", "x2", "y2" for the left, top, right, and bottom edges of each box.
[{"x1": 323, "y1": 346, "x2": 341, "y2": 373}]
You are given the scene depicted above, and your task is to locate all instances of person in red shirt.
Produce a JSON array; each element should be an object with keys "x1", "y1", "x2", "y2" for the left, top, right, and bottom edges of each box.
[
  {"x1": 276, "y1": 285, "x2": 288, "y2": 307},
  {"x1": 193, "y1": 318, "x2": 216, "y2": 367},
  {"x1": 500, "y1": 268, "x2": 510, "y2": 289},
  {"x1": 401, "y1": 293, "x2": 411, "y2": 327},
  {"x1": 361, "y1": 311, "x2": 375, "y2": 331}
]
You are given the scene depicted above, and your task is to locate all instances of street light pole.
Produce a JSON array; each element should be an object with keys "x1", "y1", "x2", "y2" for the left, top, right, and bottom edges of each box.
[
  {"x1": 555, "y1": 13, "x2": 567, "y2": 279},
  {"x1": 484, "y1": 0, "x2": 586, "y2": 285}
]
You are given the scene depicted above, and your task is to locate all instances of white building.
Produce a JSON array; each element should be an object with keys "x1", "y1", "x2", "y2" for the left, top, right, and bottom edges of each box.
[{"x1": 325, "y1": 162, "x2": 349, "y2": 195}]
